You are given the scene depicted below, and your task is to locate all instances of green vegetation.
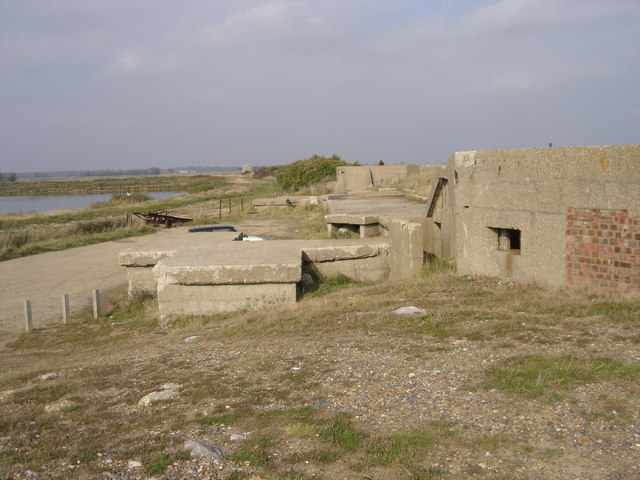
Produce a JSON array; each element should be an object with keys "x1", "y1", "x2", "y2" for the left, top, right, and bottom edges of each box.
[
  {"x1": 0, "y1": 174, "x2": 229, "y2": 196},
  {"x1": 0, "y1": 172, "x2": 17, "y2": 183},
  {"x1": 276, "y1": 154, "x2": 350, "y2": 192},
  {"x1": 299, "y1": 273, "x2": 360, "y2": 298},
  {"x1": 0, "y1": 219, "x2": 153, "y2": 261},
  {"x1": 0, "y1": 174, "x2": 282, "y2": 261},
  {"x1": 483, "y1": 355, "x2": 640, "y2": 398},
  {"x1": 102, "y1": 192, "x2": 153, "y2": 204}
]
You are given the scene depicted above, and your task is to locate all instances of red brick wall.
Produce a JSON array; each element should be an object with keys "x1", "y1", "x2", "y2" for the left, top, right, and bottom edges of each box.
[{"x1": 566, "y1": 208, "x2": 640, "y2": 292}]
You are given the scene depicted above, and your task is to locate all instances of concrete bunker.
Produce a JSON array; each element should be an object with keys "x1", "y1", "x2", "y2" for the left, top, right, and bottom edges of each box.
[{"x1": 424, "y1": 144, "x2": 640, "y2": 292}]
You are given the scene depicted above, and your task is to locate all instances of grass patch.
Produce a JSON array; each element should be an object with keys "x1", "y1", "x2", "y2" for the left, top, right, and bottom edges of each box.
[
  {"x1": 145, "y1": 453, "x2": 172, "y2": 474},
  {"x1": 484, "y1": 355, "x2": 640, "y2": 398},
  {"x1": 230, "y1": 435, "x2": 275, "y2": 466},
  {"x1": 421, "y1": 257, "x2": 454, "y2": 278},
  {"x1": 361, "y1": 422, "x2": 454, "y2": 469},
  {"x1": 321, "y1": 413, "x2": 366, "y2": 452},
  {"x1": 300, "y1": 273, "x2": 360, "y2": 298}
]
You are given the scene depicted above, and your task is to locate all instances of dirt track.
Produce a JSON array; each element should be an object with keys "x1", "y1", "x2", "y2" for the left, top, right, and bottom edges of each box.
[{"x1": 0, "y1": 234, "x2": 162, "y2": 343}]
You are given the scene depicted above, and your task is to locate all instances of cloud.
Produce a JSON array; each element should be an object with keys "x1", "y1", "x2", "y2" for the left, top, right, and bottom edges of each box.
[
  {"x1": 108, "y1": 48, "x2": 146, "y2": 73},
  {"x1": 0, "y1": 0, "x2": 638, "y2": 171}
]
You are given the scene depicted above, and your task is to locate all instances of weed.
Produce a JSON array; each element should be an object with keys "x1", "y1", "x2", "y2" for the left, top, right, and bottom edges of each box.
[
  {"x1": 145, "y1": 453, "x2": 172, "y2": 474},
  {"x1": 310, "y1": 450, "x2": 340, "y2": 463},
  {"x1": 300, "y1": 273, "x2": 359, "y2": 298},
  {"x1": 230, "y1": 435, "x2": 274, "y2": 466},
  {"x1": 483, "y1": 355, "x2": 640, "y2": 397},
  {"x1": 199, "y1": 411, "x2": 248, "y2": 425},
  {"x1": 421, "y1": 257, "x2": 454, "y2": 278},
  {"x1": 321, "y1": 413, "x2": 366, "y2": 451},
  {"x1": 363, "y1": 422, "x2": 454, "y2": 469}
]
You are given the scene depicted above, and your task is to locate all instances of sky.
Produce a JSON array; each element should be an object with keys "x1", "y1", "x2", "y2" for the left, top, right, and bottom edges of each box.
[{"x1": 0, "y1": 0, "x2": 639, "y2": 172}]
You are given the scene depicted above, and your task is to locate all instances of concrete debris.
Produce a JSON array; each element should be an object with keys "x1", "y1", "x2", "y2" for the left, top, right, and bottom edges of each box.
[
  {"x1": 183, "y1": 439, "x2": 225, "y2": 459},
  {"x1": 393, "y1": 306, "x2": 426, "y2": 315},
  {"x1": 137, "y1": 383, "x2": 180, "y2": 407}
]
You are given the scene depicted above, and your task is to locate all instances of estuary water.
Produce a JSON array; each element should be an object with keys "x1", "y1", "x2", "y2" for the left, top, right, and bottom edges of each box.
[{"x1": 0, "y1": 191, "x2": 185, "y2": 215}]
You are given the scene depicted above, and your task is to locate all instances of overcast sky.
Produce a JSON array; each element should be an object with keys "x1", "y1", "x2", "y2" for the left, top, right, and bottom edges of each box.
[{"x1": 1, "y1": 0, "x2": 638, "y2": 172}]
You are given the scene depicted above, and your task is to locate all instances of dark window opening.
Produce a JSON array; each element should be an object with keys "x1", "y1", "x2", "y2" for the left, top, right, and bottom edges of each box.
[{"x1": 490, "y1": 227, "x2": 521, "y2": 252}]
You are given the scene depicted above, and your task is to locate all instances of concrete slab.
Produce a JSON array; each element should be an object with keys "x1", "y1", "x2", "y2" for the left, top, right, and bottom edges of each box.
[
  {"x1": 153, "y1": 241, "x2": 303, "y2": 285},
  {"x1": 326, "y1": 194, "x2": 427, "y2": 219},
  {"x1": 118, "y1": 230, "x2": 239, "y2": 267}
]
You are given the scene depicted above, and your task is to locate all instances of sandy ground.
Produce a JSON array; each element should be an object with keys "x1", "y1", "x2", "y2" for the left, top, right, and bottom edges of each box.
[{"x1": 0, "y1": 234, "x2": 161, "y2": 343}]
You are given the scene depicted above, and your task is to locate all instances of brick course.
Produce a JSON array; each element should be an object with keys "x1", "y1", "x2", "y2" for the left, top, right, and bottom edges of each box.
[{"x1": 566, "y1": 208, "x2": 640, "y2": 292}]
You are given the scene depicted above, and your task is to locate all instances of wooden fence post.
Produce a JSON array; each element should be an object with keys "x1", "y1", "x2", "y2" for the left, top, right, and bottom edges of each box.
[
  {"x1": 24, "y1": 300, "x2": 33, "y2": 332},
  {"x1": 219, "y1": 199, "x2": 222, "y2": 219},
  {"x1": 228, "y1": 197, "x2": 231, "y2": 213},
  {"x1": 62, "y1": 294, "x2": 70, "y2": 324},
  {"x1": 92, "y1": 290, "x2": 101, "y2": 319}
]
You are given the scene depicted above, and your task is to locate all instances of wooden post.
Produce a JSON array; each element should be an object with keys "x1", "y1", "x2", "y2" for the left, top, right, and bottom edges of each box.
[
  {"x1": 228, "y1": 197, "x2": 231, "y2": 213},
  {"x1": 219, "y1": 199, "x2": 222, "y2": 219},
  {"x1": 241, "y1": 198, "x2": 244, "y2": 211},
  {"x1": 92, "y1": 289, "x2": 101, "y2": 319},
  {"x1": 24, "y1": 300, "x2": 33, "y2": 332},
  {"x1": 62, "y1": 294, "x2": 70, "y2": 324}
]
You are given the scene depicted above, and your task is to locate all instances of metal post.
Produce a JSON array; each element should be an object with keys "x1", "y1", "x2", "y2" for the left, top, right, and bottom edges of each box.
[
  {"x1": 62, "y1": 294, "x2": 70, "y2": 324},
  {"x1": 24, "y1": 300, "x2": 33, "y2": 332},
  {"x1": 92, "y1": 289, "x2": 101, "y2": 319}
]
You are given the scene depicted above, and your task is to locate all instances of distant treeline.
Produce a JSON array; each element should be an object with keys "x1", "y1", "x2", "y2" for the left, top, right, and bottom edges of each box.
[
  {"x1": 0, "y1": 173, "x2": 17, "y2": 183},
  {"x1": 16, "y1": 166, "x2": 241, "y2": 179}
]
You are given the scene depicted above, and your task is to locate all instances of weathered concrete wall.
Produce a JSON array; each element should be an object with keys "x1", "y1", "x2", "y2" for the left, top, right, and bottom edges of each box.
[
  {"x1": 153, "y1": 242, "x2": 302, "y2": 320},
  {"x1": 156, "y1": 283, "x2": 298, "y2": 319},
  {"x1": 118, "y1": 231, "x2": 239, "y2": 295},
  {"x1": 385, "y1": 218, "x2": 425, "y2": 279},
  {"x1": 303, "y1": 243, "x2": 390, "y2": 281},
  {"x1": 335, "y1": 165, "x2": 420, "y2": 193},
  {"x1": 439, "y1": 145, "x2": 640, "y2": 288}
]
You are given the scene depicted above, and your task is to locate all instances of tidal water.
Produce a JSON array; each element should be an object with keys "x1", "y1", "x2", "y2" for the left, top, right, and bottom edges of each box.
[{"x1": 0, "y1": 191, "x2": 185, "y2": 215}]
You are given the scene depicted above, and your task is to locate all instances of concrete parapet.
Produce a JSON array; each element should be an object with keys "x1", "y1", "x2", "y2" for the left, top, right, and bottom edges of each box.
[
  {"x1": 303, "y1": 242, "x2": 390, "y2": 282},
  {"x1": 335, "y1": 165, "x2": 420, "y2": 193},
  {"x1": 153, "y1": 242, "x2": 302, "y2": 285},
  {"x1": 153, "y1": 242, "x2": 302, "y2": 320},
  {"x1": 387, "y1": 218, "x2": 425, "y2": 279},
  {"x1": 119, "y1": 231, "x2": 239, "y2": 295},
  {"x1": 157, "y1": 283, "x2": 297, "y2": 319}
]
